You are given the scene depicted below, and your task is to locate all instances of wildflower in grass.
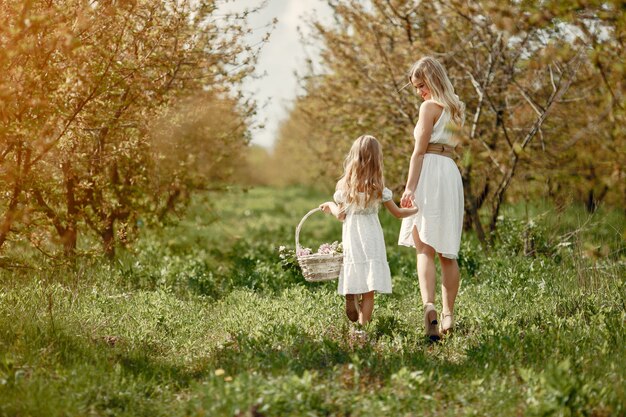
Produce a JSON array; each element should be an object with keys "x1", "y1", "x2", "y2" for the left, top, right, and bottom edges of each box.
[{"x1": 278, "y1": 245, "x2": 301, "y2": 274}]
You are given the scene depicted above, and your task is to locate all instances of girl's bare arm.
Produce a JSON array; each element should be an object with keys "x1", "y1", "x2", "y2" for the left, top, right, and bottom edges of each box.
[
  {"x1": 319, "y1": 202, "x2": 346, "y2": 221},
  {"x1": 383, "y1": 199, "x2": 418, "y2": 219}
]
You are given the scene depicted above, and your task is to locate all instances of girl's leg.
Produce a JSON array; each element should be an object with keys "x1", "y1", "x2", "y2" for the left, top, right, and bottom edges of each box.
[
  {"x1": 412, "y1": 226, "x2": 436, "y2": 305},
  {"x1": 438, "y1": 254, "x2": 460, "y2": 316},
  {"x1": 359, "y1": 291, "x2": 375, "y2": 325},
  {"x1": 345, "y1": 294, "x2": 359, "y2": 322}
]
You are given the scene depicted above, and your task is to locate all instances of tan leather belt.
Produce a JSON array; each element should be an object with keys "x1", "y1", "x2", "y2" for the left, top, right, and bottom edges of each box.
[{"x1": 426, "y1": 143, "x2": 455, "y2": 159}]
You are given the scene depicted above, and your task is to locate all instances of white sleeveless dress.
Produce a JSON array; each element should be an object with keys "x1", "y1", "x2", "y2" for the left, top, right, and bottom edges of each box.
[
  {"x1": 398, "y1": 106, "x2": 464, "y2": 259},
  {"x1": 334, "y1": 188, "x2": 393, "y2": 295}
]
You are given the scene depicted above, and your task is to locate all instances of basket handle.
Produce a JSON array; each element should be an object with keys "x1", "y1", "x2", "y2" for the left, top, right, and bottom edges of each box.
[{"x1": 295, "y1": 207, "x2": 322, "y2": 250}]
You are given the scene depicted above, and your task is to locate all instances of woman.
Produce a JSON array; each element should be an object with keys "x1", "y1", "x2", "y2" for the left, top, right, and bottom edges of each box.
[{"x1": 399, "y1": 56, "x2": 465, "y2": 341}]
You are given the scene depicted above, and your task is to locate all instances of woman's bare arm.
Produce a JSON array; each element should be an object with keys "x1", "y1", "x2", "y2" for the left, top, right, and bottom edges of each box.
[{"x1": 400, "y1": 101, "x2": 442, "y2": 207}]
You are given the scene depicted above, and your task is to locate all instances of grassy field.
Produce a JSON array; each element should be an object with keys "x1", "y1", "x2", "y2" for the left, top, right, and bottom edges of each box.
[{"x1": 1, "y1": 186, "x2": 625, "y2": 416}]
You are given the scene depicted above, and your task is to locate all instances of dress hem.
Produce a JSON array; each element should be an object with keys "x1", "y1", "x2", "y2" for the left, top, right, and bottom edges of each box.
[
  {"x1": 398, "y1": 228, "x2": 459, "y2": 260},
  {"x1": 338, "y1": 288, "x2": 392, "y2": 295}
]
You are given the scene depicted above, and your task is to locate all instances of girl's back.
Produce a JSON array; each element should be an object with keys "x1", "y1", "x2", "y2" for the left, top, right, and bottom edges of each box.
[
  {"x1": 334, "y1": 188, "x2": 392, "y2": 215},
  {"x1": 333, "y1": 184, "x2": 393, "y2": 295},
  {"x1": 319, "y1": 134, "x2": 417, "y2": 324}
]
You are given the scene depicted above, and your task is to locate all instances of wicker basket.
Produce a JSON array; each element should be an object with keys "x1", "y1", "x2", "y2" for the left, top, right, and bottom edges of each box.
[{"x1": 295, "y1": 208, "x2": 343, "y2": 282}]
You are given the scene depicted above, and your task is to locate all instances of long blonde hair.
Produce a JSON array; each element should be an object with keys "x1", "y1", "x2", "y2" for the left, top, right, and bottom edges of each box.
[
  {"x1": 409, "y1": 56, "x2": 465, "y2": 126},
  {"x1": 337, "y1": 135, "x2": 385, "y2": 208}
]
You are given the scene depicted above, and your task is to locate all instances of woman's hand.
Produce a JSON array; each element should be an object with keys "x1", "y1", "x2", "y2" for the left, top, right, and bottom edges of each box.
[{"x1": 400, "y1": 189, "x2": 415, "y2": 208}]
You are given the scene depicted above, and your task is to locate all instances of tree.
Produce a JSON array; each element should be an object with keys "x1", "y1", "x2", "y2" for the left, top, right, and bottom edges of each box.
[
  {"x1": 274, "y1": 0, "x2": 624, "y2": 245},
  {"x1": 0, "y1": 0, "x2": 262, "y2": 258}
]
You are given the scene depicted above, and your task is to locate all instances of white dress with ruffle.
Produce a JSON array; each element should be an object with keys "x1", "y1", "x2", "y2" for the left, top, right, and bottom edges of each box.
[
  {"x1": 398, "y1": 107, "x2": 464, "y2": 259},
  {"x1": 333, "y1": 188, "x2": 393, "y2": 295}
]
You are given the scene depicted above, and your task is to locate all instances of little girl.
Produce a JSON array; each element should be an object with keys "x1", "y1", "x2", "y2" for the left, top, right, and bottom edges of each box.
[{"x1": 320, "y1": 135, "x2": 417, "y2": 325}]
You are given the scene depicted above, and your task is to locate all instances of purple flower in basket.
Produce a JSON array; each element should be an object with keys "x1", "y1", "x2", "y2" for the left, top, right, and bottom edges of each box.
[
  {"x1": 318, "y1": 242, "x2": 333, "y2": 255},
  {"x1": 296, "y1": 246, "x2": 313, "y2": 257},
  {"x1": 318, "y1": 241, "x2": 342, "y2": 255}
]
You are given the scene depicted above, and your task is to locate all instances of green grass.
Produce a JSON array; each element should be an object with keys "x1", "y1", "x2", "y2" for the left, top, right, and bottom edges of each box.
[{"x1": 1, "y1": 186, "x2": 625, "y2": 416}]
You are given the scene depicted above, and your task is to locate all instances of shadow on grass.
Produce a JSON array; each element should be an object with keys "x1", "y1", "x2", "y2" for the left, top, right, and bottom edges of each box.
[{"x1": 209, "y1": 321, "x2": 480, "y2": 382}]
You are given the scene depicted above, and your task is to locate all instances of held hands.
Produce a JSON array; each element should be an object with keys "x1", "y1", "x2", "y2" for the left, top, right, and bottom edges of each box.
[
  {"x1": 399, "y1": 189, "x2": 418, "y2": 217},
  {"x1": 400, "y1": 189, "x2": 416, "y2": 208}
]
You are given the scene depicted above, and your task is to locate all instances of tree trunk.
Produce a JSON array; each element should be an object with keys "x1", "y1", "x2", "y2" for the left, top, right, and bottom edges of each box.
[
  {"x1": 0, "y1": 146, "x2": 24, "y2": 250},
  {"x1": 585, "y1": 185, "x2": 609, "y2": 213},
  {"x1": 461, "y1": 165, "x2": 487, "y2": 246},
  {"x1": 101, "y1": 217, "x2": 115, "y2": 259},
  {"x1": 62, "y1": 161, "x2": 78, "y2": 256}
]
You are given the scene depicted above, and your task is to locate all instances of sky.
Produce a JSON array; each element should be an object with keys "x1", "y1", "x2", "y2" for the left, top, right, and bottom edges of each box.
[{"x1": 219, "y1": 0, "x2": 333, "y2": 149}]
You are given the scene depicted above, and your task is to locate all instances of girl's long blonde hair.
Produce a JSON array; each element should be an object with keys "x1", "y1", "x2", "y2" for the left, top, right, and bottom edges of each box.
[
  {"x1": 409, "y1": 56, "x2": 465, "y2": 126},
  {"x1": 337, "y1": 135, "x2": 385, "y2": 208}
]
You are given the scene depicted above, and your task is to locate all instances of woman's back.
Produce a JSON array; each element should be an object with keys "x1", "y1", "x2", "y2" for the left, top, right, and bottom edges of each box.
[
  {"x1": 402, "y1": 101, "x2": 462, "y2": 258},
  {"x1": 413, "y1": 103, "x2": 453, "y2": 145}
]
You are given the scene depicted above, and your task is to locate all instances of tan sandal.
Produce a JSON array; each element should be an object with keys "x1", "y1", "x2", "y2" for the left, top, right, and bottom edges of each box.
[
  {"x1": 345, "y1": 294, "x2": 359, "y2": 322},
  {"x1": 440, "y1": 312, "x2": 454, "y2": 336},
  {"x1": 423, "y1": 303, "x2": 440, "y2": 342}
]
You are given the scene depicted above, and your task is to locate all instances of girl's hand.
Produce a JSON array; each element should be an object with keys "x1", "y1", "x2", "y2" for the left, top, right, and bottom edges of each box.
[
  {"x1": 319, "y1": 202, "x2": 333, "y2": 214},
  {"x1": 320, "y1": 201, "x2": 345, "y2": 221},
  {"x1": 400, "y1": 189, "x2": 415, "y2": 208}
]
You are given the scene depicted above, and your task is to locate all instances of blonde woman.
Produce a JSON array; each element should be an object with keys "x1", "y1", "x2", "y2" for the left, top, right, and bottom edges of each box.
[
  {"x1": 320, "y1": 135, "x2": 417, "y2": 326},
  {"x1": 399, "y1": 56, "x2": 465, "y2": 341}
]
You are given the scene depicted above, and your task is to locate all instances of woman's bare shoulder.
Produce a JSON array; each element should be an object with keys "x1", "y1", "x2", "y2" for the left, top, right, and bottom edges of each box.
[
  {"x1": 419, "y1": 100, "x2": 444, "y2": 119},
  {"x1": 420, "y1": 100, "x2": 444, "y2": 110}
]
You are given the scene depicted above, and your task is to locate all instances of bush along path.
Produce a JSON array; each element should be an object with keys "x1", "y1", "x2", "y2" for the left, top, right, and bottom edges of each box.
[{"x1": 0, "y1": 187, "x2": 624, "y2": 416}]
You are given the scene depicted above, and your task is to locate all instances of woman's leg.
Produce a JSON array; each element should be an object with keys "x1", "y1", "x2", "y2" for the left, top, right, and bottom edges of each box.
[
  {"x1": 438, "y1": 254, "x2": 460, "y2": 316},
  {"x1": 359, "y1": 291, "x2": 375, "y2": 325},
  {"x1": 412, "y1": 227, "x2": 440, "y2": 339},
  {"x1": 412, "y1": 226, "x2": 436, "y2": 305}
]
